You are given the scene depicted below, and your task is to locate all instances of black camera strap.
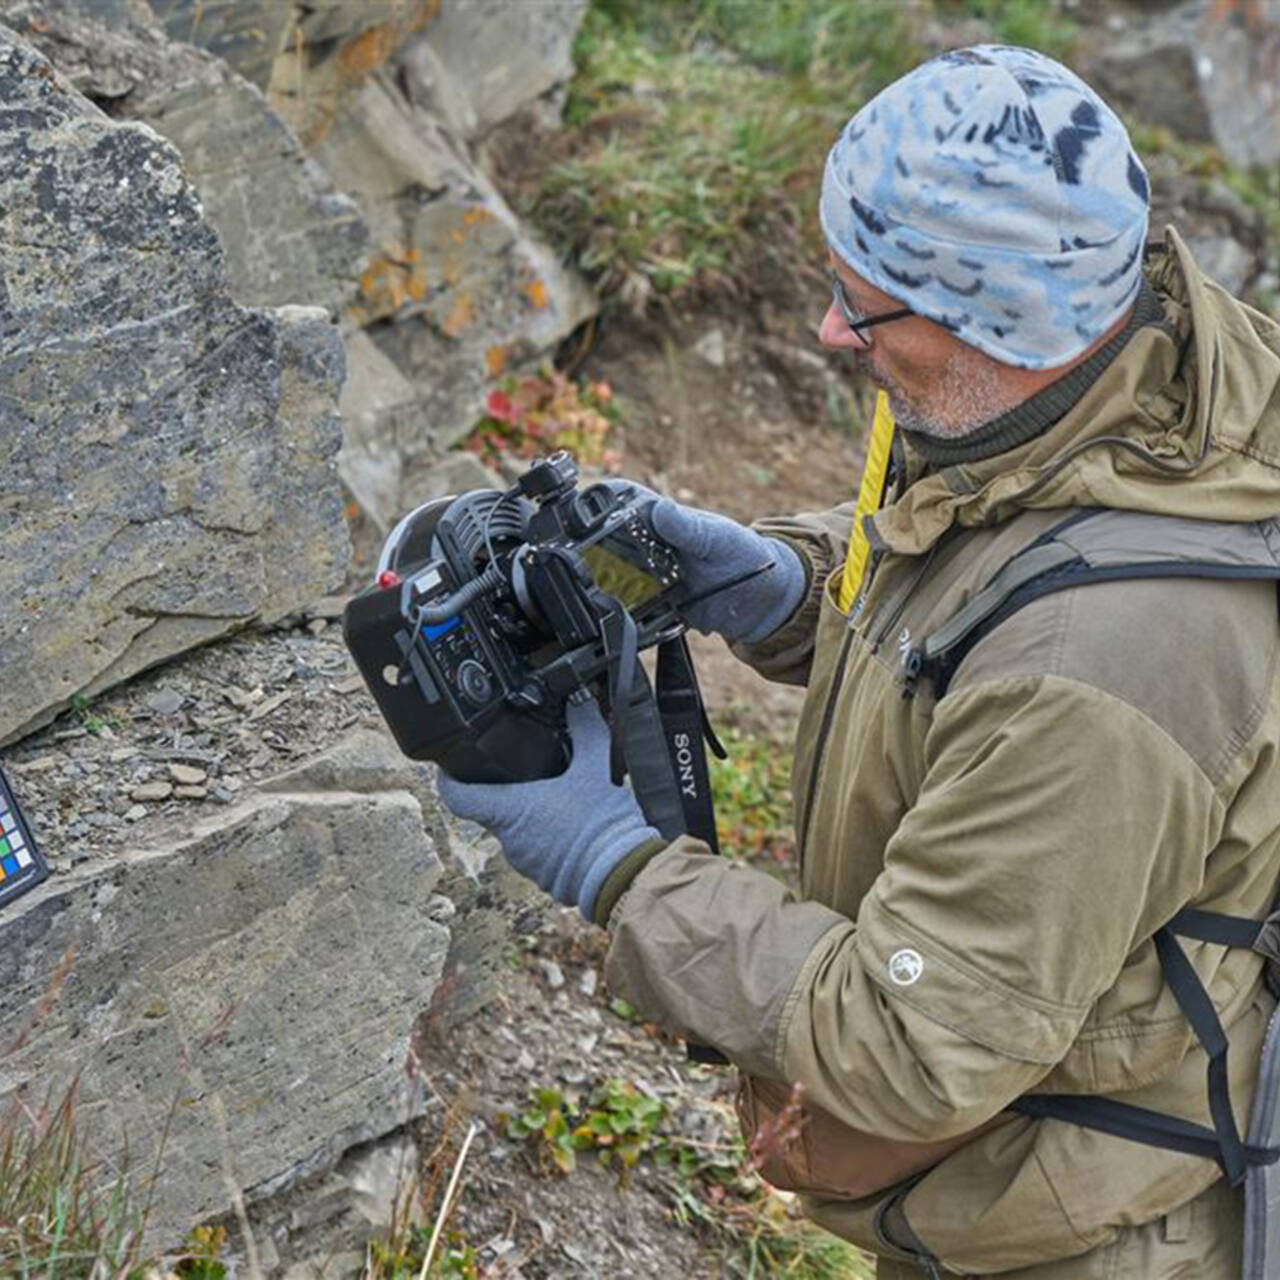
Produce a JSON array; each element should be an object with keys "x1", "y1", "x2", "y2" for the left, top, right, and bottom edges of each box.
[{"x1": 655, "y1": 636, "x2": 724, "y2": 854}]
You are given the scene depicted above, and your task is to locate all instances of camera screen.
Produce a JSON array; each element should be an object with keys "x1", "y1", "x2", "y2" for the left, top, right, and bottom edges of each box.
[{"x1": 581, "y1": 543, "x2": 664, "y2": 608}]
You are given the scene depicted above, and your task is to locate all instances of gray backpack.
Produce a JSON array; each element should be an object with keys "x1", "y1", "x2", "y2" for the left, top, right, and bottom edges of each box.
[{"x1": 901, "y1": 508, "x2": 1280, "y2": 1276}]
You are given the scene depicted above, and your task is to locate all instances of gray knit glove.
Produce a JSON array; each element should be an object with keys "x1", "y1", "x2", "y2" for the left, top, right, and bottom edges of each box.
[
  {"x1": 436, "y1": 700, "x2": 660, "y2": 921},
  {"x1": 606, "y1": 480, "x2": 805, "y2": 643}
]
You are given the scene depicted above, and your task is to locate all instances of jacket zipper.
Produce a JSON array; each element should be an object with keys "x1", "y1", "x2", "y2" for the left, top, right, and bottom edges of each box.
[
  {"x1": 797, "y1": 626, "x2": 853, "y2": 867},
  {"x1": 796, "y1": 537, "x2": 946, "y2": 866}
]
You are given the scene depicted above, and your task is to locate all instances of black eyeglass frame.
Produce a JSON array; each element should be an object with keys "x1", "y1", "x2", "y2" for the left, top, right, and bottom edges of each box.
[{"x1": 829, "y1": 270, "x2": 913, "y2": 337}]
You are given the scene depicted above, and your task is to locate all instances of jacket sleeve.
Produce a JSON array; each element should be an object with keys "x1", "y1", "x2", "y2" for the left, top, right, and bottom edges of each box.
[
  {"x1": 729, "y1": 503, "x2": 858, "y2": 686},
  {"x1": 605, "y1": 673, "x2": 1221, "y2": 1141}
]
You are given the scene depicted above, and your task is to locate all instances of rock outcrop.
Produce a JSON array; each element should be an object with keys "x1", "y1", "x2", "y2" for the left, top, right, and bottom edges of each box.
[
  {"x1": 2, "y1": 777, "x2": 450, "y2": 1245},
  {"x1": 5, "y1": 1, "x2": 372, "y2": 317},
  {"x1": 0, "y1": 26, "x2": 351, "y2": 744},
  {"x1": 303, "y1": 44, "x2": 594, "y2": 524},
  {"x1": 0, "y1": 602, "x2": 531, "y2": 1256},
  {"x1": 9, "y1": 0, "x2": 596, "y2": 531},
  {"x1": 1090, "y1": 0, "x2": 1280, "y2": 169}
]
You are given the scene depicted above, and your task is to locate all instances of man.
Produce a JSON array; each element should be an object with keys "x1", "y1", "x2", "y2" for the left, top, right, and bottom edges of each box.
[{"x1": 440, "y1": 46, "x2": 1280, "y2": 1276}]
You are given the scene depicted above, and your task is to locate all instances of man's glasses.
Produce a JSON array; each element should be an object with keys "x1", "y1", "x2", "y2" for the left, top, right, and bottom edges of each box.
[{"x1": 829, "y1": 270, "x2": 913, "y2": 339}]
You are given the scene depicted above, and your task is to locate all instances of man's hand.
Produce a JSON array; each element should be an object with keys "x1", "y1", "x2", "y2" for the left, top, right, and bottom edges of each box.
[
  {"x1": 613, "y1": 481, "x2": 806, "y2": 643},
  {"x1": 436, "y1": 700, "x2": 662, "y2": 922}
]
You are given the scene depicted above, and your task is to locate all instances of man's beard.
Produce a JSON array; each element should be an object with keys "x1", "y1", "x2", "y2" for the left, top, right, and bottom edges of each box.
[{"x1": 854, "y1": 348, "x2": 1019, "y2": 439}]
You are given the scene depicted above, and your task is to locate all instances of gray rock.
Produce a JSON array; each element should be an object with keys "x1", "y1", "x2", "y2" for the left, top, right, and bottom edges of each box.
[
  {"x1": 1090, "y1": 0, "x2": 1280, "y2": 168},
  {"x1": 398, "y1": 0, "x2": 588, "y2": 141},
  {"x1": 399, "y1": 452, "x2": 503, "y2": 513},
  {"x1": 149, "y1": 0, "x2": 292, "y2": 89},
  {"x1": 338, "y1": 329, "x2": 426, "y2": 529},
  {"x1": 0, "y1": 785, "x2": 449, "y2": 1249},
  {"x1": 1183, "y1": 232, "x2": 1255, "y2": 295},
  {"x1": 6, "y1": 2, "x2": 372, "y2": 316},
  {"x1": 0, "y1": 27, "x2": 350, "y2": 742},
  {"x1": 262, "y1": 727, "x2": 541, "y2": 1028},
  {"x1": 309, "y1": 69, "x2": 596, "y2": 456},
  {"x1": 130, "y1": 780, "x2": 173, "y2": 802}
]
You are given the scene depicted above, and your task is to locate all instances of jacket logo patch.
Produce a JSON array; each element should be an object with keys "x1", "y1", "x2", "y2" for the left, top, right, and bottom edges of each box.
[
  {"x1": 897, "y1": 627, "x2": 912, "y2": 665},
  {"x1": 888, "y1": 948, "x2": 924, "y2": 985}
]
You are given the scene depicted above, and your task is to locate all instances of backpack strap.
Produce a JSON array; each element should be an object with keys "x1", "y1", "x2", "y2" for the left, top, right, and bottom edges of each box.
[
  {"x1": 907, "y1": 509, "x2": 1280, "y2": 1184},
  {"x1": 1014, "y1": 914, "x2": 1280, "y2": 1186},
  {"x1": 904, "y1": 509, "x2": 1280, "y2": 700}
]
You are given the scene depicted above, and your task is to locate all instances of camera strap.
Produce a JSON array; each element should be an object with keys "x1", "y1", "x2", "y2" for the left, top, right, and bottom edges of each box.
[{"x1": 655, "y1": 635, "x2": 724, "y2": 855}]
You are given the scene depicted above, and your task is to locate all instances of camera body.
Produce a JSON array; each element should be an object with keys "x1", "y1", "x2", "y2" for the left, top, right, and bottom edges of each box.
[{"x1": 343, "y1": 453, "x2": 686, "y2": 783}]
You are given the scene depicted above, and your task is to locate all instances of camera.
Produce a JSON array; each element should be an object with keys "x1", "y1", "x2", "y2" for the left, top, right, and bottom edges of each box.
[{"x1": 343, "y1": 453, "x2": 737, "y2": 836}]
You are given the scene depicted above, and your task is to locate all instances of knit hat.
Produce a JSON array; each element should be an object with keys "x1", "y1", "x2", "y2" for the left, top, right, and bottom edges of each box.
[{"x1": 820, "y1": 45, "x2": 1150, "y2": 370}]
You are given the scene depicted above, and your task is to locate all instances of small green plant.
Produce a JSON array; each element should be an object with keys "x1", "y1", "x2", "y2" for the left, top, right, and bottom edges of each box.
[
  {"x1": 709, "y1": 723, "x2": 796, "y2": 863},
  {"x1": 498, "y1": 1079, "x2": 665, "y2": 1176},
  {"x1": 68, "y1": 692, "x2": 126, "y2": 737},
  {"x1": 498, "y1": 1072, "x2": 873, "y2": 1277},
  {"x1": 463, "y1": 368, "x2": 620, "y2": 469},
  {"x1": 173, "y1": 1224, "x2": 229, "y2": 1278},
  {"x1": 367, "y1": 1226, "x2": 479, "y2": 1280}
]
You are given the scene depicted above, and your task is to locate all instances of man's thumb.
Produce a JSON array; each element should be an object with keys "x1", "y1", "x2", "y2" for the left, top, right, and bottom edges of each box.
[{"x1": 650, "y1": 498, "x2": 709, "y2": 557}]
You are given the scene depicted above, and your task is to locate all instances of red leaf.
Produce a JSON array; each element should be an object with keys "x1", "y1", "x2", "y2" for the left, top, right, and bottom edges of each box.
[{"x1": 485, "y1": 389, "x2": 514, "y2": 423}]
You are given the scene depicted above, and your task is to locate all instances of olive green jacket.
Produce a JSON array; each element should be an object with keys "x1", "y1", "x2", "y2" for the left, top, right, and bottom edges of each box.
[{"x1": 602, "y1": 230, "x2": 1280, "y2": 1273}]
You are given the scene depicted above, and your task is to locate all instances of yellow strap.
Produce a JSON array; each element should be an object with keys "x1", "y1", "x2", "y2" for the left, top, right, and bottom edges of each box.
[{"x1": 837, "y1": 390, "x2": 896, "y2": 614}]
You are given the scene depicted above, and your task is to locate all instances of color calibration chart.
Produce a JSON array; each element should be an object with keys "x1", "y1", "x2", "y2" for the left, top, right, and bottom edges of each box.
[{"x1": 0, "y1": 765, "x2": 48, "y2": 909}]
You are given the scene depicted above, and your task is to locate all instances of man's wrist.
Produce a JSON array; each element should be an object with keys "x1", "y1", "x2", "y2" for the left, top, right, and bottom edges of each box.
[
  {"x1": 739, "y1": 536, "x2": 810, "y2": 644},
  {"x1": 589, "y1": 834, "x2": 670, "y2": 928}
]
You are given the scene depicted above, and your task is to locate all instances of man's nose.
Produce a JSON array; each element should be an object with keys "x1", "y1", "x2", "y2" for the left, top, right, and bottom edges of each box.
[{"x1": 819, "y1": 301, "x2": 870, "y2": 350}]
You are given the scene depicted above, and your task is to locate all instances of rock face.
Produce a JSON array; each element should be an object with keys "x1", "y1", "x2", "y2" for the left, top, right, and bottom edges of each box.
[
  {"x1": 7, "y1": 0, "x2": 596, "y2": 528},
  {"x1": 0, "y1": 780, "x2": 450, "y2": 1246},
  {"x1": 0, "y1": 26, "x2": 350, "y2": 743},
  {"x1": 1091, "y1": 0, "x2": 1280, "y2": 169},
  {"x1": 399, "y1": 0, "x2": 588, "y2": 141},
  {"x1": 5, "y1": 1, "x2": 372, "y2": 316},
  {"x1": 314, "y1": 64, "x2": 595, "y2": 474},
  {"x1": 0, "y1": 607, "x2": 533, "y2": 1259},
  {"x1": 262, "y1": 0, "x2": 595, "y2": 518}
]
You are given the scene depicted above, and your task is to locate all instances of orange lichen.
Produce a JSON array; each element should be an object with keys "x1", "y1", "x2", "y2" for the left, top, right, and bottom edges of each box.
[
  {"x1": 485, "y1": 345, "x2": 510, "y2": 377},
  {"x1": 522, "y1": 279, "x2": 549, "y2": 310},
  {"x1": 353, "y1": 249, "x2": 431, "y2": 322},
  {"x1": 441, "y1": 293, "x2": 475, "y2": 338}
]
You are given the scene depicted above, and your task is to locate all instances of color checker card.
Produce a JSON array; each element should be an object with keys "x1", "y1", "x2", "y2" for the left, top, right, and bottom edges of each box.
[{"x1": 0, "y1": 765, "x2": 48, "y2": 909}]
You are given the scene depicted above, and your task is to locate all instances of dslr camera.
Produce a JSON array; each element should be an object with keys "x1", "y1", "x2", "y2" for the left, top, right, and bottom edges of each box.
[{"x1": 343, "y1": 452, "x2": 755, "y2": 845}]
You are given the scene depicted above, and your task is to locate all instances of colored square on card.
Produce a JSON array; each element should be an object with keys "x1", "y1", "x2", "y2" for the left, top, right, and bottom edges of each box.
[
  {"x1": 2, "y1": 856, "x2": 16, "y2": 876},
  {"x1": 0, "y1": 812, "x2": 12, "y2": 832},
  {"x1": 16, "y1": 849, "x2": 31, "y2": 868}
]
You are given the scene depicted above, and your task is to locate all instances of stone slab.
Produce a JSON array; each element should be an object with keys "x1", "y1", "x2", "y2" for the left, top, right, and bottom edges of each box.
[
  {"x1": 0, "y1": 26, "x2": 350, "y2": 742},
  {"x1": 0, "y1": 785, "x2": 449, "y2": 1246}
]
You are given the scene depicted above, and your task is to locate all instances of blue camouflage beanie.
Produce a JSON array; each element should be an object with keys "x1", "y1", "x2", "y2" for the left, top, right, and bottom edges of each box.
[{"x1": 820, "y1": 45, "x2": 1150, "y2": 370}]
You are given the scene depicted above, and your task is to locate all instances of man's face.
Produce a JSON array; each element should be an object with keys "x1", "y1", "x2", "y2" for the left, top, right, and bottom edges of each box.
[{"x1": 820, "y1": 254, "x2": 1014, "y2": 437}]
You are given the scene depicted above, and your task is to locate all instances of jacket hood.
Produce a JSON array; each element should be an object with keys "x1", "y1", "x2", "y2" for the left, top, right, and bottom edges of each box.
[{"x1": 870, "y1": 227, "x2": 1280, "y2": 556}]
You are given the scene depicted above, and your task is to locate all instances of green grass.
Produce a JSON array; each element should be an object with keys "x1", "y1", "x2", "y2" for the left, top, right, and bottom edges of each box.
[
  {"x1": 523, "y1": 1, "x2": 922, "y2": 306},
  {"x1": 0, "y1": 1084, "x2": 151, "y2": 1279},
  {"x1": 951, "y1": 0, "x2": 1078, "y2": 60},
  {"x1": 709, "y1": 721, "x2": 796, "y2": 864},
  {"x1": 521, "y1": 0, "x2": 1091, "y2": 310}
]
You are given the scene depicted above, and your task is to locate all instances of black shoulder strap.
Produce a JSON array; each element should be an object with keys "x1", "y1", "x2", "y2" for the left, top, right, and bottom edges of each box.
[
  {"x1": 912, "y1": 509, "x2": 1280, "y2": 1182},
  {"x1": 906, "y1": 510, "x2": 1280, "y2": 699},
  {"x1": 1014, "y1": 913, "x2": 1280, "y2": 1186}
]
